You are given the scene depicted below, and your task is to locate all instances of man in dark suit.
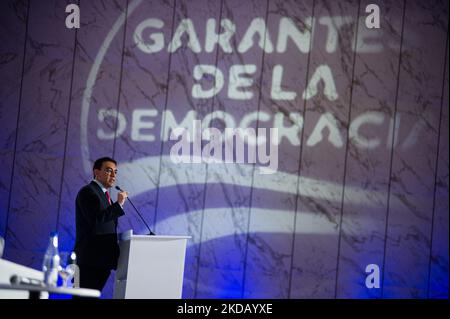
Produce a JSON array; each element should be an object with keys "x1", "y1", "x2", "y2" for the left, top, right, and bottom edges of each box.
[{"x1": 73, "y1": 157, "x2": 128, "y2": 292}]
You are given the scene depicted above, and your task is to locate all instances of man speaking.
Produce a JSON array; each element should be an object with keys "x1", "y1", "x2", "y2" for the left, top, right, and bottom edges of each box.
[{"x1": 73, "y1": 157, "x2": 128, "y2": 292}]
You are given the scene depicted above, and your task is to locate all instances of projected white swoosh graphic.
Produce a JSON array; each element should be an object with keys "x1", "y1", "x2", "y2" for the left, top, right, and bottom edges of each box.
[
  {"x1": 119, "y1": 155, "x2": 382, "y2": 206},
  {"x1": 158, "y1": 208, "x2": 337, "y2": 236}
]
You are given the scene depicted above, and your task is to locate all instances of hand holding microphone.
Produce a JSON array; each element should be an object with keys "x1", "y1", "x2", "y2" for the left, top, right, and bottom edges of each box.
[
  {"x1": 117, "y1": 189, "x2": 128, "y2": 206},
  {"x1": 115, "y1": 185, "x2": 155, "y2": 235}
]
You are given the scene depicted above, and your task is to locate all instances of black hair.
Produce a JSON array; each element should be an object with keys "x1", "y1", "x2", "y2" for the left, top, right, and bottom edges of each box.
[{"x1": 93, "y1": 157, "x2": 117, "y2": 178}]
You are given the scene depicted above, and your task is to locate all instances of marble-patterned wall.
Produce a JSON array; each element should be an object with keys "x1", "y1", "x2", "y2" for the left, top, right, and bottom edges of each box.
[{"x1": 0, "y1": 0, "x2": 448, "y2": 299}]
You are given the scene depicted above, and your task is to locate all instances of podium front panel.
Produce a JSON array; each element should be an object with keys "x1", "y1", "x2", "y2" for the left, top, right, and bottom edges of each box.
[{"x1": 114, "y1": 235, "x2": 189, "y2": 299}]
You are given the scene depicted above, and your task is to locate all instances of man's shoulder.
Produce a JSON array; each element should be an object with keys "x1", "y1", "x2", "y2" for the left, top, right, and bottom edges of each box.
[{"x1": 77, "y1": 181, "x2": 99, "y2": 197}]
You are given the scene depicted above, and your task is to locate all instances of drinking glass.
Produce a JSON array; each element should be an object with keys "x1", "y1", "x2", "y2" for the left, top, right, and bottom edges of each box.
[{"x1": 58, "y1": 251, "x2": 77, "y2": 288}]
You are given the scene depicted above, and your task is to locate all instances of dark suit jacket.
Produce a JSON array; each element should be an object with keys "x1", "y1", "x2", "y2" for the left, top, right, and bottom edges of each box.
[{"x1": 74, "y1": 181, "x2": 125, "y2": 270}]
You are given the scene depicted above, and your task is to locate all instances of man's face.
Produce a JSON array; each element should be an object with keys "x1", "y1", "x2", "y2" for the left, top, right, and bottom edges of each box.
[{"x1": 94, "y1": 161, "x2": 117, "y2": 189}]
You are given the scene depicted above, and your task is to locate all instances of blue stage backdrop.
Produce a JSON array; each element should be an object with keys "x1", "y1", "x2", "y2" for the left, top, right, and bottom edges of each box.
[{"x1": 0, "y1": 0, "x2": 448, "y2": 298}]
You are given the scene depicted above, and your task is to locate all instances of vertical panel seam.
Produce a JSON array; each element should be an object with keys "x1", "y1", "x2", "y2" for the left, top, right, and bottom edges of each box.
[
  {"x1": 4, "y1": 0, "x2": 31, "y2": 246},
  {"x1": 153, "y1": 0, "x2": 178, "y2": 233},
  {"x1": 334, "y1": 0, "x2": 362, "y2": 299},
  {"x1": 241, "y1": 0, "x2": 271, "y2": 299},
  {"x1": 56, "y1": 0, "x2": 80, "y2": 235},
  {"x1": 194, "y1": 0, "x2": 225, "y2": 298},
  {"x1": 426, "y1": 20, "x2": 449, "y2": 299},
  {"x1": 381, "y1": 0, "x2": 407, "y2": 298},
  {"x1": 112, "y1": 0, "x2": 129, "y2": 159},
  {"x1": 287, "y1": 0, "x2": 316, "y2": 299}
]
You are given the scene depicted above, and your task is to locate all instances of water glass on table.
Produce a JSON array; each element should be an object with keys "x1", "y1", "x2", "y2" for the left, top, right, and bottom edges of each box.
[{"x1": 58, "y1": 251, "x2": 78, "y2": 288}]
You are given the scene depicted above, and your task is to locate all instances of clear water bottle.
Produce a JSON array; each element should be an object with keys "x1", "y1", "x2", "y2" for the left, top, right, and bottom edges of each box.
[{"x1": 42, "y1": 232, "x2": 60, "y2": 287}]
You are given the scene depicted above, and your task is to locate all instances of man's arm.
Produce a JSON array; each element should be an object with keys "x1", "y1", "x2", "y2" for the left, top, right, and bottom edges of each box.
[{"x1": 77, "y1": 187, "x2": 125, "y2": 227}]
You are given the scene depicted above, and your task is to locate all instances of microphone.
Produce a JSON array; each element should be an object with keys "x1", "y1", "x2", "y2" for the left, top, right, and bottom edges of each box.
[
  {"x1": 115, "y1": 186, "x2": 155, "y2": 235},
  {"x1": 10, "y1": 275, "x2": 44, "y2": 287}
]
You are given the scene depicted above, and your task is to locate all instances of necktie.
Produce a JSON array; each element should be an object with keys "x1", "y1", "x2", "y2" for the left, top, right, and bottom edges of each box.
[{"x1": 105, "y1": 191, "x2": 112, "y2": 205}]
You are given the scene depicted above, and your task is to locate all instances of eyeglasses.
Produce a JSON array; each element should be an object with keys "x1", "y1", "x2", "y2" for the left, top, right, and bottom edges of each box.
[{"x1": 104, "y1": 168, "x2": 118, "y2": 175}]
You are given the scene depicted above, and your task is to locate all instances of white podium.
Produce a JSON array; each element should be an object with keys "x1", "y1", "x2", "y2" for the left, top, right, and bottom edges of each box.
[{"x1": 113, "y1": 230, "x2": 190, "y2": 299}]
